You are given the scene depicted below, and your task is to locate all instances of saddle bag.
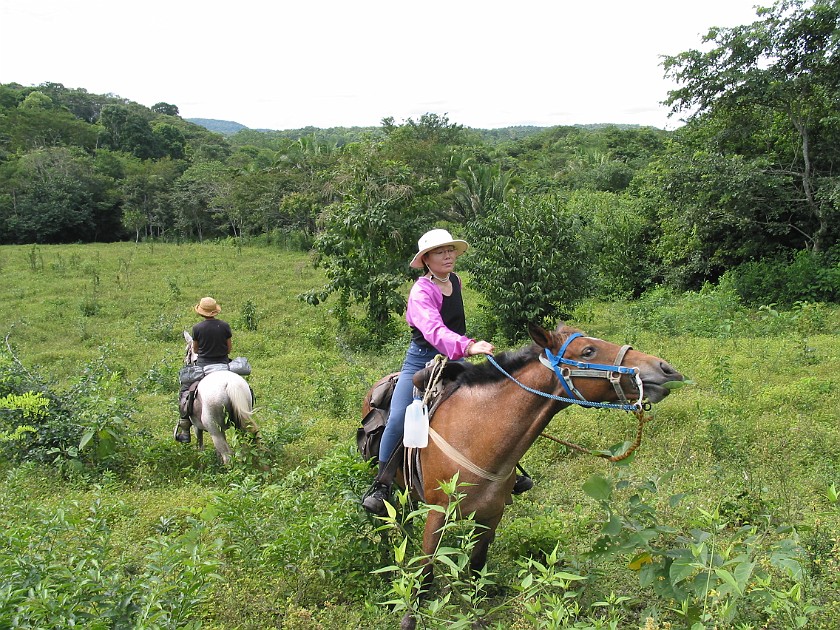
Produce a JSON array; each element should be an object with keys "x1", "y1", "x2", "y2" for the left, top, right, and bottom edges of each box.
[
  {"x1": 228, "y1": 356, "x2": 252, "y2": 375},
  {"x1": 356, "y1": 372, "x2": 399, "y2": 463},
  {"x1": 178, "y1": 365, "x2": 205, "y2": 385}
]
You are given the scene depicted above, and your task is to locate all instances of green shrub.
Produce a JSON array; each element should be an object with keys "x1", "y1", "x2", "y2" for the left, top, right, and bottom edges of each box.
[
  {"x1": 0, "y1": 489, "x2": 222, "y2": 628},
  {"x1": 464, "y1": 194, "x2": 591, "y2": 342},
  {"x1": 0, "y1": 346, "x2": 136, "y2": 474},
  {"x1": 731, "y1": 250, "x2": 840, "y2": 307}
]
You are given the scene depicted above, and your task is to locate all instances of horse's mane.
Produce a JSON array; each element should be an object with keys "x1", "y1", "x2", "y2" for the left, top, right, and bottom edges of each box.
[{"x1": 455, "y1": 343, "x2": 541, "y2": 387}]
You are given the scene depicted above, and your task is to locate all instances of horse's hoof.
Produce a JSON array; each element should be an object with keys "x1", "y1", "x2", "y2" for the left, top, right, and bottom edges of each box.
[{"x1": 400, "y1": 614, "x2": 416, "y2": 630}]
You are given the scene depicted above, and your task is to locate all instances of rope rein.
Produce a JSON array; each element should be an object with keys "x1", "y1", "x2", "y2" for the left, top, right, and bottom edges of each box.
[
  {"x1": 417, "y1": 336, "x2": 653, "y2": 480},
  {"x1": 539, "y1": 407, "x2": 652, "y2": 462}
]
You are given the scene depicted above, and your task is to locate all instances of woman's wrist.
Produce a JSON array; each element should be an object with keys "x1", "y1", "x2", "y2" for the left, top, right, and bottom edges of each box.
[{"x1": 465, "y1": 341, "x2": 475, "y2": 357}]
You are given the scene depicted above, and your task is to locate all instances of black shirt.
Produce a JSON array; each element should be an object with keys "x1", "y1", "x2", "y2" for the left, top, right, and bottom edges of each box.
[{"x1": 192, "y1": 318, "x2": 232, "y2": 363}]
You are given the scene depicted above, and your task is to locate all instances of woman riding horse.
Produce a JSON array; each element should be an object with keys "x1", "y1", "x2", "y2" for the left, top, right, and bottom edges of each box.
[
  {"x1": 176, "y1": 296, "x2": 233, "y2": 443},
  {"x1": 362, "y1": 229, "x2": 531, "y2": 515},
  {"x1": 364, "y1": 322, "x2": 684, "y2": 629}
]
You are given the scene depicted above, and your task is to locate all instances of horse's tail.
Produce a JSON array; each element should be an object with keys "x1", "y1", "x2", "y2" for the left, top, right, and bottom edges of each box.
[{"x1": 228, "y1": 377, "x2": 259, "y2": 435}]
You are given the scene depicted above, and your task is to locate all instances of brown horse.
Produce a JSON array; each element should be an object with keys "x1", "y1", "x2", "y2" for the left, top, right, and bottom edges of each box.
[{"x1": 362, "y1": 322, "x2": 684, "y2": 629}]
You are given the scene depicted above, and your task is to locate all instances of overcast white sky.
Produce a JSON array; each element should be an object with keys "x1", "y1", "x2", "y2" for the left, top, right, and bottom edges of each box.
[{"x1": 1, "y1": 0, "x2": 762, "y2": 131}]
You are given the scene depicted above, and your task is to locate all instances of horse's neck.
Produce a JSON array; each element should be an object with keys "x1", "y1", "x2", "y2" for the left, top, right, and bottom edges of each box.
[{"x1": 443, "y1": 365, "x2": 566, "y2": 464}]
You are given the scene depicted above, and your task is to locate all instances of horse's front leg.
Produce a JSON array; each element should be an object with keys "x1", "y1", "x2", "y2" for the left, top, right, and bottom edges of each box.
[
  {"x1": 400, "y1": 510, "x2": 446, "y2": 630},
  {"x1": 470, "y1": 513, "x2": 502, "y2": 575},
  {"x1": 196, "y1": 428, "x2": 204, "y2": 450}
]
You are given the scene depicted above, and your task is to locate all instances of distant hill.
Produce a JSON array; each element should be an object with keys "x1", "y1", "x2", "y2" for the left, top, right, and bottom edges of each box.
[
  {"x1": 186, "y1": 118, "x2": 553, "y2": 142},
  {"x1": 186, "y1": 118, "x2": 252, "y2": 135},
  {"x1": 187, "y1": 118, "x2": 652, "y2": 143}
]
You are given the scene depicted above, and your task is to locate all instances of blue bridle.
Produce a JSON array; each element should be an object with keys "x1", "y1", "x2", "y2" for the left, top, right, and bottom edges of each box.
[{"x1": 487, "y1": 332, "x2": 644, "y2": 411}]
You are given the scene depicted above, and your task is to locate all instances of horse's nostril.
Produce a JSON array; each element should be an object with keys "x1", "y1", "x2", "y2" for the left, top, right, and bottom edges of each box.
[{"x1": 661, "y1": 361, "x2": 678, "y2": 376}]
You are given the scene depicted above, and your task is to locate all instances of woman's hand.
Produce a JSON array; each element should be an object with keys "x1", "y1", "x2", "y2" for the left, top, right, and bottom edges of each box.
[{"x1": 467, "y1": 340, "x2": 494, "y2": 357}]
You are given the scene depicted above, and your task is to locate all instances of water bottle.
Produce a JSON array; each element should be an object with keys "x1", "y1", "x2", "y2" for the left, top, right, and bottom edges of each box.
[{"x1": 403, "y1": 397, "x2": 429, "y2": 448}]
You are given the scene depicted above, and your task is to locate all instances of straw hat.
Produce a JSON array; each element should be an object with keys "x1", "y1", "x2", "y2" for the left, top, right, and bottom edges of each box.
[
  {"x1": 195, "y1": 297, "x2": 221, "y2": 317},
  {"x1": 409, "y1": 229, "x2": 469, "y2": 269}
]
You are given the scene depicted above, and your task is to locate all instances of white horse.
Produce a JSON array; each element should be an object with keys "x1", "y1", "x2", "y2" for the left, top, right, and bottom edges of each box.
[{"x1": 182, "y1": 331, "x2": 259, "y2": 464}]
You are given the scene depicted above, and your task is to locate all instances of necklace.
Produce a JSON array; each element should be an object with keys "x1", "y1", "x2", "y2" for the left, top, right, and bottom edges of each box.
[{"x1": 430, "y1": 272, "x2": 450, "y2": 283}]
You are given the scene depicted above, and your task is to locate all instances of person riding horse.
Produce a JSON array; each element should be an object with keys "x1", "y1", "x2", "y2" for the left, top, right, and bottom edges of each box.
[
  {"x1": 362, "y1": 229, "x2": 532, "y2": 516},
  {"x1": 176, "y1": 296, "x2": 233, "y2": 443}
]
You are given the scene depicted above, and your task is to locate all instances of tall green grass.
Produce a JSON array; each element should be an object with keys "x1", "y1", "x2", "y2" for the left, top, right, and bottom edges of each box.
[{"x1": 1, "y1": 242, "x2": 838, "y2": 628}]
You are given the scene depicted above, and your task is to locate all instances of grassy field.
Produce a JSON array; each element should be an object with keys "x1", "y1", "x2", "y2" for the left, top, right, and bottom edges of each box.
[{"x1": 0, "y1": 241, "x2": 838, "y2": 629}]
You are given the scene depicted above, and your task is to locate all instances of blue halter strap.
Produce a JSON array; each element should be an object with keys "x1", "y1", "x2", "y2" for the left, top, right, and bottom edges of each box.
[{"x1": 487, "y1": 332, "x2": 643, "y2": 411}]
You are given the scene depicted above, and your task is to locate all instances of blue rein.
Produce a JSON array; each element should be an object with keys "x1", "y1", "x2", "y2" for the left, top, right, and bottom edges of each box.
[{"x1": 486, "y1": 332, "x2": 643, "y2": 411}]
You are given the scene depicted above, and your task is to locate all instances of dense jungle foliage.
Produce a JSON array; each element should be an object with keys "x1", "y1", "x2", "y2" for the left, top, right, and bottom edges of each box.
[{"x1": 2, "y1": 0, "x2": 840, "y2": 338}]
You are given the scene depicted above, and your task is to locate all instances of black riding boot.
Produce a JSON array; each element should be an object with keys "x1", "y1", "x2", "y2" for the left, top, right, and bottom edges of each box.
[
  {"x1": 362, "y1": 461, "x2": 393, "y2": 516},
  {"x1": 362, "y1": 447, "x2": 402, "y2": 516},
  {"x1": 175, "y1": 388, "x2": 192, "y2": 443}
]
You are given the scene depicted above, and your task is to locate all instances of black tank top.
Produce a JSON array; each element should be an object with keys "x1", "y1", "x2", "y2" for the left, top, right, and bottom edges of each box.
[{"x1": 410, "y1": 273, "x2": 466, "y2": 352}]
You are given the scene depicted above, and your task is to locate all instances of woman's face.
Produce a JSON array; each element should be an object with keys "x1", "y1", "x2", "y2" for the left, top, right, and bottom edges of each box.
[{"x1": 424, "y1": 246, "x2": 458, "y2": 276}]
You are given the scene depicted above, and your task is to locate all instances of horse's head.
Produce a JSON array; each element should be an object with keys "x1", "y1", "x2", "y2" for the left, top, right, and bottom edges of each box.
[
  {"x1": 183, "y1": 330, "x2": 198, "y2": 366},
  {"x1": 529, "y1": 322, "x2": 683, "y2": 407}
]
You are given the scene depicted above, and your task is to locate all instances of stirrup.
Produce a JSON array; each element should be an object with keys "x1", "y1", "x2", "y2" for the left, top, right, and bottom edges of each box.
[{"x1": 174, "y1": 421, "x2": 191, "y2": 444}]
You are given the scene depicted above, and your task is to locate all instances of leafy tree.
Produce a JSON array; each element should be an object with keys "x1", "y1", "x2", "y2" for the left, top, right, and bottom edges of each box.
[
  {"x1": 302, "y1": 116, "x2": 475, "y2": 330},
  {"x1": 663, "y1": 0, "x2": 840, "y2": 254},
  {"x1": 98, "y1": 104, "x2": 159, "y2": 159},
  {"x1": 303, "y1": 141, "x2": 435, "y2": 329},
  {"x1": 19, "y1": 91, "x2": 53, "y2": 111},
  {"x1": 151, "y1": 121, "x2": 186, "y2": 160},
  {"x1": 634, "y1": 138, "x2": 795, "y2": 289},
  {"x1": 450, "y1": 159, "x2": 517, "y2": 222},
  {"x1": 568, "y1": 190, "x2": 657, "y2": 298},
  {"x1": 462, "y1": 194, "x2": 591, "y2": 342},
  {"x1": 0, "y1": 147, "x2": 121, "y2": 243},
  {"x1": 0, "y1": 100, "x2": 99, "y2": 158},
  {"x1": 381, "y1": 113, "x2": 473, "y2": 184},
  {"x1": 171, "y1": 161, "x2": 230, "y2": 240},
  {"x1": 151, "y1": 102, "x2": 179, "y2": 116},
  {"x1": 120, "y1": 156, "x2": 183, "y2": 241}
]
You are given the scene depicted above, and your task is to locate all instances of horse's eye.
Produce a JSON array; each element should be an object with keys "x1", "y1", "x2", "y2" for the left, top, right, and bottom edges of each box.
[{"x1": 581, "y1": 346, "x2": 597, "y2": 359}]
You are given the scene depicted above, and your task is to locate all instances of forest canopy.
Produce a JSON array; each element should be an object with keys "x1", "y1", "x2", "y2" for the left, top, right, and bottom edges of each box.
[{"x1": 1, "y1": 0, "x2": 838, "y2": 333}]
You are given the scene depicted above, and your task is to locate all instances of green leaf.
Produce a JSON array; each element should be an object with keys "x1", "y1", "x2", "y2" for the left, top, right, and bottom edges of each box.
[
  {"x1": 663, "y1": 379, "x2": 694, "y2": 390},
  {"x1": 583, "y1": 474, "x2": 612, "y2": 501},
  {"x1": 715, "y1": 568, "x2": 742, "y2": 595},
  {"x1": 602, "y1": 513, "x2": 622, "y2": 537},
  {"x1": 670, "y1": 558, "x2": 696, "y2": 585},
  {"x1": 733, "y1": 560, "x2": 755, "y2": 591},
  {"x1": 394, "y1": 537, "x2": 408, "y2": 563},
  {"x1": 554, "y1": 571, "x2": 587, "y2": 582},
  {"x1": 79, "y1": 429, "x2": 95, "y2": 450}
]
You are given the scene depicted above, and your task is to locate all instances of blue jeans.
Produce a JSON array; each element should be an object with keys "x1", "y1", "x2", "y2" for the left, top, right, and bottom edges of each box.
[{"x1": 378, "y1": 342, "x2": 439, "y2": 464}]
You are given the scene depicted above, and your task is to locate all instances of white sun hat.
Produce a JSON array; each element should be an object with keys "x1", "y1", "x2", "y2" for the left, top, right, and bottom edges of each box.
[{"x1": 409, "y1": 229, "x2": 469, "y2": 269}]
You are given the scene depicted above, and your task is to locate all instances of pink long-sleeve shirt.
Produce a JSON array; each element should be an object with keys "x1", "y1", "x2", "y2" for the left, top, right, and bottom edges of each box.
[{"x1": 405, "y1": 276, "x2": 474, "y2": 360}]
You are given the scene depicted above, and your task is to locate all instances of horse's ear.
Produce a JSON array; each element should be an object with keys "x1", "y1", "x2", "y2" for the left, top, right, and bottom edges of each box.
[
  {"x1": 528, "y1": 323, "x2": 552, "y2": 347},
  {"x1": 184, "y1": 330, "x2": 192, "y2": 343}
]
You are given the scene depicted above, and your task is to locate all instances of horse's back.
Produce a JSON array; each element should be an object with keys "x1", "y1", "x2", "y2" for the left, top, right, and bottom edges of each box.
[
  {"x1": 198, "y1": 369, "x2": 248, "y2": 388},
  {"x1": 197, "y1": 370, "x2": 250, "y2": 407}
]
